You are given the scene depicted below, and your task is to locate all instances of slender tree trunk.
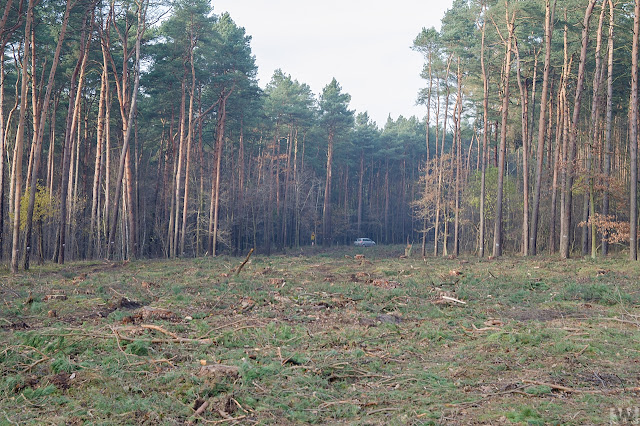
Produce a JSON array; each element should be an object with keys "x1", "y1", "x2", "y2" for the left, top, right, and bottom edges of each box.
[
  {"x1": 630, "y1": 0, "x2": 640, "y2": 260},
  {"x1": 172, "y1": 72, "x2": 187, "y2": 257},
  {"x1": 103, "y1": 67, "x2": 112, "y2": 246},
  {"x1": 91, "y1": 37, "x2": 109, "y2": 257},
  {"x1": 209, "y1": 90, "x2": 232, "y2": 256},
  {"x1": 479, "y1": 8, "x2": 489, "y2": 258},
  {"x1": 23, "y1": 0, "x2": 76, "y2": 269},
  {"x1": 180, "y1": 55, "x2": 196, "y2": 256},
  {"x1": 237, "y1": 119, "x2": 246, "y2": 251},
  {"x1": 10, "y1": 0, "x2": 33, "y2": 273},
  {"x1": 421, "y1": 48, "x2": 433, "y2": 257},
  {"x1": 602, "y1": 0, "x2": 614, "y2": 256},
  {"x1": 107, "y1": 1, "x2": 146, "y2": 259},
  {"x1": 323, "y1": 130, "x2": 334, "y2": 247},
  {"x1": 434, "y1": 55, "x2": 452, "y2": 256},
  {"x1": 530, "y1": 0, "x2": 555, "y2": 255},
  {"x1": 515, "y1": 40, "x2": 530, "y2": 256},
  {"x1": 0, "y1": 52, "x2": 7, "y2": 260},
  {"x1": 583, "y1": 3, "x2": 605, "y2": 258},
  {"x1": 357, "y1": 149, "x2": 364, "y2": 235},
  {"x1": 560, "y1": 0, "x2": 597, "y2": 259},
  {"x1": 493, "y1": 11, "x2": 515, "y2": 258},
  {"x1": 124, "y1": 147, "x2": 136, "y2": 257},
  {"x1": 1, "y1": 0, "x2": 25, "y2": 262},
  {"x1": 453, "y1": 59, "x2": 462, "y2": 256},
  {"x1": 282, "y1": 124, "x2": 293, "y2": 247},
  {"x1": 549, "y1": 83, "x2": 564, "y2": 253}
]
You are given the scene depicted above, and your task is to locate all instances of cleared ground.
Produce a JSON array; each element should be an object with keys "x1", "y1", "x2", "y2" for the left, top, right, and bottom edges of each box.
[{"x1": 1, "y1": 246, "x2": 639, "y2": 424}]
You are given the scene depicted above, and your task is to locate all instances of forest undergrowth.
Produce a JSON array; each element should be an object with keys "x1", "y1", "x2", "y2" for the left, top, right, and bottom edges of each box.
[{"x1": 1, "y1": 246, "x2": 640, "y2": 424}]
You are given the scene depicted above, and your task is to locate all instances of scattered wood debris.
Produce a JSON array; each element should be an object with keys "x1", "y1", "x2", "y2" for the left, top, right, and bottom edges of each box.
[
  {"x1": 72, "y1": 274, "x2": 87, "y2": 285},
  {"x1": 273, "y1": 294, "x2": 292, "y2": 304},
  {"x1": 197, "y1": 363, "x2": 240, "y2": 379},
  {"x1": 442, "y1": 295, "x2": 466, "y2": 304},
  {"x1": 44, "y1": 294, "x2": 67, "y2": 301},
  {"x1": 141, "y1": 306, "x2": 175, "y2": 321},
  {"x1": 24, "y1": 292, "x2": 33, "y2": 306},
  {"x1": 376, "y1": 314, "x2": 403, "y2": 324},
  {"x1": 268, "y1": 278, "x2": 285, "y2": 286},
  {"x1": 240, "y1": 298, "x2": 255, "y2": 312},
  {"x1": 370, "y1": 279, "x2": 400, "y2": 289},
  {"x1": 431, "y1": 290, "x2": 467, "y2": 306}
]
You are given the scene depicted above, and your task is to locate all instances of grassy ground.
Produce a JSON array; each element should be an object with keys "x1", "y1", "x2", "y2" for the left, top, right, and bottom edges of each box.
[{"x1": 1, "y1": 245, "x2": 640, "y2": 425}]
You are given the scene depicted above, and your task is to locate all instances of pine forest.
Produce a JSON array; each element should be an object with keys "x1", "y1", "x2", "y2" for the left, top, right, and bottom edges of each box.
[{"x1": 2, "y1": 0, "x2": 640, "y2": 270}]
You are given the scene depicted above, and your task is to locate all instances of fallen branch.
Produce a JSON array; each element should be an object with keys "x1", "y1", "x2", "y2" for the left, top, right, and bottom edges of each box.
[
  {"x1": 522, "y1": 379, "x2": 640, "y2": 394},
  {"x1": 235, "y1": 248, "x2": 254, "y2": 275},
  {"x1": 607, "y1": 317, "x2": 640, "y2": 327},
  {"x1": 208, "y1": 415, "x2": 247, "y2": 424},
  {"x1": 141, "y1": 324, "x2": 213, "y2": 344},
  {"x1": 574, "y1": 344, "x2": 589, "y2": 357},
  {"x1": 129, "y1": 358, "x2": 176, "y2": 369},
  {"x1": 22, "y1": 356, "x2": 50, "y2": 373},
  {"x1": 194, "y1": 400, "x2": 210, "y2": 416},
  {"x1": 461, "y1": 324, "x2": 502, "y2": 333},
  {"x1": 40, "y1": 330, "x2": 207, "y2": 345},
  {"x1": 185, "y1": 399, "x2": 210, "y2": 424},
  {"x1": 523, "y1": 380, "x2": 579, "y2": 393},
  {"x1": 141, "y1": 324, "x2": 180, "y2": 339},
  {"x1": 442, "y1": 295, "x2": 467, "y2": 305}
]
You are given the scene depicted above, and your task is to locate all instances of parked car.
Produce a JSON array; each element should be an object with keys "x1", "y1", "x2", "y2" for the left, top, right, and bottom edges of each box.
[{"x1": 354, "y1": 238, "x2": 376, "y2": 247}]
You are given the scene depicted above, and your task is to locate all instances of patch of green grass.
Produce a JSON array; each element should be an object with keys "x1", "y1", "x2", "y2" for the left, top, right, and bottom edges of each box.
[
  {"x1": 506, "y1": 406, "x2": 545, "y2": 425},
  {"x1": 22, "y1": 384, "x2": 57, "y2": 401},
  {"x1": 561, "y1": 282, "x2": 630, "y2": 305},
  {"x1": 51, "y1": 357, "x2": 76, "y2": 373},
  {"x1": 1, "y1": 253, "x2": 638, "y2": 424},
  {"x1": 125, "y1": 339, "x2": 150, "y2": 356}
]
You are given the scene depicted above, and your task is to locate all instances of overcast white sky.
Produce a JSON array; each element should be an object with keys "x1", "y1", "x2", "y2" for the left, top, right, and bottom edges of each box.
[{"x1": 212, "y1": 0, "x2": 454, "y2": 127}]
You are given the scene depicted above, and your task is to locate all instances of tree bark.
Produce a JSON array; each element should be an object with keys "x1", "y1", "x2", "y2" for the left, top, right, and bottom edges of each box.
[
  {"x1": 582, "y1": 2, "x2": 605, "y2": 258},
  {"x1": 209, "y1": 89, "x2": 232, "y2": 256},
  {"x1": 10, "y1": 0, "x2": 33, "y2": 273},
  {"x1": 171, "y1": 71, "x2": 187, "y2": 257},
  {"x1": 559, "y1": 0, "x2": 597, "y2": 259},
  {"x1": 180, "y1": 50, "x2": 197, "y2": 256},
  {"x1": 602, "y1": 0, "x2": 614, "y2": 256},
  {"x1": 453, "y1": 58, "x2": 463, "y2": 256},
  {"x1": 529, "y1": 0, "x2": 555, "y2": 255},
  {"x1": 514, "y1": 39, "x2": 530, "y2": 256},
  {"x1": 357, "y1": 149, "x2": 364, "y2": 235},
  {"x1": 23, "y1": 0, "x2": 75, "y2": 269},
  {"x1": 91, "y1": 31, "x2": 110, "y2": 257},
  {"x1": 479, "y1": 6, "x2": 489, "y2": 258},
  {"x1": 421, "y1": 44, "x2": 434, "y2": 257},
  {"x1": 434, "y1": 54, "x2": 452, "y2": 256},
  {"x1": 493, "y1": 10, "x2": 515, "y2": 258},
  {"x1": 630, "y1": 0, "x2": 640, "y2": 260},
  {"x1": 107, "y1": 0, "x2": 147, "y2": 260},
  {"x1": 323, "y1": 130, "x2": 334, "y2": 246}
]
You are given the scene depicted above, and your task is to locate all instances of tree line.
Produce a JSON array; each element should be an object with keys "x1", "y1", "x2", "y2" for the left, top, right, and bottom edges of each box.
[
  {"x1": 2, "y1": 0, "x2": 640, "y2": 273},
  {"x1": 413, "y1": 0, "x2": 640, "y2": 261}
]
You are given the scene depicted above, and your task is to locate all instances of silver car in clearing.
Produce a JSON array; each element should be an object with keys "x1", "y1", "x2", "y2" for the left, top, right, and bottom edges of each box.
[{"x1": 354, "y1": 238, "x2": 376, "y2": 247}]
